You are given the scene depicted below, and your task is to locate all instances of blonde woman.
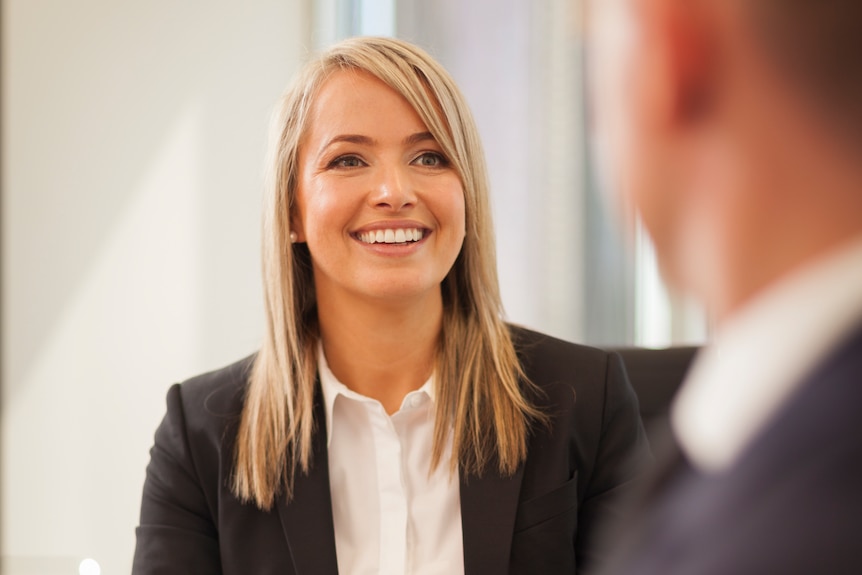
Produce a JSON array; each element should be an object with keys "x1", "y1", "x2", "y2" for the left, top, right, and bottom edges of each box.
[{"x1": 133, "y1": 37, "x2": 649, "y2": 575}]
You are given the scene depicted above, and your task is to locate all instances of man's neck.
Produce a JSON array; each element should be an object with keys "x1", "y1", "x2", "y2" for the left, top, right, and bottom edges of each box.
[{"x1": 689, "y1": 88, "x2": 862, "y2": 322}]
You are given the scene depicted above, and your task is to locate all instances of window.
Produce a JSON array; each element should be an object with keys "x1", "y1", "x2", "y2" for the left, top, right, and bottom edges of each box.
[{"x1": 314, "y1": 0, "x2": 707, "y2": 347}]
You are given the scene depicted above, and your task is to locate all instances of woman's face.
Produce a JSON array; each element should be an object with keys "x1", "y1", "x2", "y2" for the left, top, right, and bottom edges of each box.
[{"x1": 293, "y1": 69, "x2": 466, "y2": 307}]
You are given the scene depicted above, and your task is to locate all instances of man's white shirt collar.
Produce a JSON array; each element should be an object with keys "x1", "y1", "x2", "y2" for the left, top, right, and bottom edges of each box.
[{"x1": 672, "y1": 235, "x2": 862, "y2": 472}]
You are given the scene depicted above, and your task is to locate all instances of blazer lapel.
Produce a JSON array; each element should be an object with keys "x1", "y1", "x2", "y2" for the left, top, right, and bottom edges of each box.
[
  {"x1": 460, "y1": 462, "x2": 526, "y2": 575},
  {"x1": 276, "y1": 385, "x2": 340, "y2": 575}
]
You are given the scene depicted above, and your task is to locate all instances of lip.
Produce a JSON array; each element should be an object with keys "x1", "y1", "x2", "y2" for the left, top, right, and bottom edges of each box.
[{"x1": 351, "y1": 220, "x2": 430, "y2": 234}]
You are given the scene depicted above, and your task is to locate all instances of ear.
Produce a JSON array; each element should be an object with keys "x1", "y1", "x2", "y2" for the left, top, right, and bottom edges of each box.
[
  {"x1": 289, "y1": 212, "x2": 306, "y2": 244},
  {"x1": 642, "y1": 0, "x2": 717, "y2": 128}
]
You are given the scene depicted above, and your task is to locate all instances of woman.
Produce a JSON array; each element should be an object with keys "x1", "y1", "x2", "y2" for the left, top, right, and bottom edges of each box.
[{"x1": 133, "y1": 36, "x2": 649, "y2": 575}]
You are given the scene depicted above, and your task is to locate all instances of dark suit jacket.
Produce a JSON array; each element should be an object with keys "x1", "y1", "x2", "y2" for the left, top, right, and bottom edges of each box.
[
  {"x1": 597, "y1": 323, "x2": 862, "y2": 575},
  {"x1": 132, "y1": 326, "x2": 650, "y2": 574}
]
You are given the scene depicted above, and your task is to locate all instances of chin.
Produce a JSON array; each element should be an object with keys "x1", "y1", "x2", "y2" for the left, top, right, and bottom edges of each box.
[{"x1": 360, "y1": 279, "x2": 442, "y2": 303}]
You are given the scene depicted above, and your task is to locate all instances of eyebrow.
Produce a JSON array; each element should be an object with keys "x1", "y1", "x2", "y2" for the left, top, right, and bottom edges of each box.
[
  {"x1": 403, "y1": 131, "x2": 436, "y2": 146},
  {"x1": 322, "y1": 131, "x2": 437, "y2": 149},
  {"x1": 325, "y1": 134, "x2": 374, "y2": 147}
]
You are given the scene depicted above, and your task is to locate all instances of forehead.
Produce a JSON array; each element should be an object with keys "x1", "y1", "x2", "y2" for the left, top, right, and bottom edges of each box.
[{"x1": 304, "y1": 69, "x2": 430, "y2": 145}]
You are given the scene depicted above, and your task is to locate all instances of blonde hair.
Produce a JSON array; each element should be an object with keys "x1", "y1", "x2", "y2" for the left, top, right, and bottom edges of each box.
[{"x1": 233, "y1": 36, "x2": 545, "y2": 509}]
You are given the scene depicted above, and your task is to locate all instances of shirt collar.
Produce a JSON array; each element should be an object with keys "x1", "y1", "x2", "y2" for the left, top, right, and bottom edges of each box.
[
  {"x1": 317, "y1": 343, "x2": 435, "y2": 446},
  {"x1": 672, "y1": 234, "x2": 862, "y2": 473}
]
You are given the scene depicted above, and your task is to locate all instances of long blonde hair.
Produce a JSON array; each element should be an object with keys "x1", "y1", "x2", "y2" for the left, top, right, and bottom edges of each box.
[{"x1": 233, "y1": 36, "x2": 545, "y2": 509}]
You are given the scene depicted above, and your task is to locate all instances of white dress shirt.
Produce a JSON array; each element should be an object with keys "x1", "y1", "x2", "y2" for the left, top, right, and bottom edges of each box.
[
  {"x1": 672, "y1": 236, "x2": 862, "y2": 472},
  {"x1": 318, "y1": 345, "x2": 464, "y2": 575}
]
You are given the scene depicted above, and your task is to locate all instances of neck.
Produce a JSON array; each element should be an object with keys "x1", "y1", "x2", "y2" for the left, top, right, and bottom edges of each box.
[
  {"x1": 698, "y1": 102, "x2": 862, "y2": 323},
  {"x1": 316, "y1": 289, "x2": 444, "y2": 414}
]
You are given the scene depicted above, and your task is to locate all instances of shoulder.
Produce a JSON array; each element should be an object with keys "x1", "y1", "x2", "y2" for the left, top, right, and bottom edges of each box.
[
  {"x1": 158, "y1": 354, "x2": 256, "y2": 454},
  {"x1": 508, "y1": 324, "x2": 616, "y2": 390},
  {"x1": 508, "y1": 325, "x2": 651, "y2": 531},
  {"x1": 509, "y1": 324, "x2": 611, "y2": 365},
  {"x1": 173, "y1": 354, "x2": 255, "y2": 418},
  {"x1": 507, "y1": 324, "x2": 641, "y2": 450}
]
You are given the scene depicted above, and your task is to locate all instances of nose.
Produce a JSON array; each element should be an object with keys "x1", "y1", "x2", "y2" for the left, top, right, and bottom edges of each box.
[{"x1": 368, "y1": 164, "x2": 417, "y2": 212}]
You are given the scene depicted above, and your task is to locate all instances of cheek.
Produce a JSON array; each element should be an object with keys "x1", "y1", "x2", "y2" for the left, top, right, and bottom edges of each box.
[
  {"x1": 443, "y1": 184, "x2": 467, "y2": 243},
  {"x1": 296, "y1": 179, "x2": 351, "y2": 239},
  {"x1": 455, "y1": 190, "x2": 467, "y2": 236},
  {"x1": 428, "y1": 180, "x2": 467, "y2": 271}
]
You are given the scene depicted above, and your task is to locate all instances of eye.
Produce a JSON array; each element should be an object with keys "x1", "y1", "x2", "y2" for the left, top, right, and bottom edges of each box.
[
  {"x1": 328, "y1": 155, "x2": 365, "y2": 169},
  {"x1": 412, "y1": 152, "x2": 448, "y2": 168}
]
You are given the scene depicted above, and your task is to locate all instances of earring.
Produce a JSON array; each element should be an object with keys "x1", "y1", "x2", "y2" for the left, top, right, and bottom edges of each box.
[{"x1": 289, "y1": 231, "x2": 298, "y2": 243}]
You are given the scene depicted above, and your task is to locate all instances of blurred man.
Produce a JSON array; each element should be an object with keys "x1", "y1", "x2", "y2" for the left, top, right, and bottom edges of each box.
[{"x1": 590, "y1": 0, "x2": 862, "y2": 573}]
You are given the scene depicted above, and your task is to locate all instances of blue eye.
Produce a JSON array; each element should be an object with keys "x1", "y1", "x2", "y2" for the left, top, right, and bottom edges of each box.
[
  {"x1": 414, "y1": 152, "x2": 448, "y2": 167},
  {"x1": 330, "y1": 155, "x2": 364, "y2": 169}
]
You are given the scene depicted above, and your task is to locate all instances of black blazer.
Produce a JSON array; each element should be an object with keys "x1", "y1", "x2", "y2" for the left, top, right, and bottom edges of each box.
[
  {"x1": 132, "y1": 326, "x2": 650, "y2": 574},
  {"x1": 597, "y1": 323, "x2": 862, "y2": 575}
]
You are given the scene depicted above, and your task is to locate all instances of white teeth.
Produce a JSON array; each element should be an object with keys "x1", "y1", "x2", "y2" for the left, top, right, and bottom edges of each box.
[{"x1": 358, "y1": 228, "x2": 425, "y2": 244}]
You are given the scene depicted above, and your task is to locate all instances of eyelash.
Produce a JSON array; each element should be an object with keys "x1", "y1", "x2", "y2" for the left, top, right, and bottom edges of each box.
[
  {"x1": 326, "y1": 151, "x2": 450, "y2": 170},
  {"x1": 413, "y1": 152, "x2": 449, "y2": 167},
  {"x1": 328, "y1": 155, "x2": 365, "y2": 169}
]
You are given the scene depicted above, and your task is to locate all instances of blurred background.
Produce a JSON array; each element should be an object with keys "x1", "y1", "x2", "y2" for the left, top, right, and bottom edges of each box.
[{"x1": 1, "y1": 0, "x2": 705, "y2": 573}]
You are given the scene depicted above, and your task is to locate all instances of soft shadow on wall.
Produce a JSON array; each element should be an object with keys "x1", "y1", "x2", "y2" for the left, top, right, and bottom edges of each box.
[{"x1": 2, "y1": 1, "x2": 309, "y2": 573}]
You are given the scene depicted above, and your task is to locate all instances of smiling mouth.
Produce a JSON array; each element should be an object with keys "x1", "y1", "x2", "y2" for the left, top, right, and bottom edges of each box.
[{"x1": 355, "y1": 228, "x2": 426, "y2": 245}]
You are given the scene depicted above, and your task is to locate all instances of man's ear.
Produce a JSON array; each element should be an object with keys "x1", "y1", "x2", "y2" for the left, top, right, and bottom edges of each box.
[
  {"x1": 666, "y1": 0, "x2": 717, "y2": 124},
  {"x1": 643, "y1": 0, "x2": 717, "y2": 128}
]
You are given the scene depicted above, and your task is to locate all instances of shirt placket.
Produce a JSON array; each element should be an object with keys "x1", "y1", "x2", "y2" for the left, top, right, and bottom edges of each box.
[{"x1": 369, "y1": 402, "x2": 408, "y2": 575}]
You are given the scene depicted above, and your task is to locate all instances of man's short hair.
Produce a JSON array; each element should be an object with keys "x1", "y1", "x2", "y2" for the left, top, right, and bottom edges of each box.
[{"x1": 749, "y1": 0, "x2": 862, "y2": 144}]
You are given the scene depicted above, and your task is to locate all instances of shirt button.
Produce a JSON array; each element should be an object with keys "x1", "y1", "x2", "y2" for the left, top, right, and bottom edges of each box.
[{"x1": 409, "y1": 394, "x2": 424, "y2": 408}]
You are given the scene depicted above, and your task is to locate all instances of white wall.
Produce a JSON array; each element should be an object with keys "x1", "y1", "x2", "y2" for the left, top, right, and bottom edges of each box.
[{"x1": 1, "y1": 1, "x2": 308, "y2": 572}]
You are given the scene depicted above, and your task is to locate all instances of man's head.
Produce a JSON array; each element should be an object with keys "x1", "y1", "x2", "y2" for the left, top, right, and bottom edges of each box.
[
  {"x1": 590, "y1": 0, "x2": 862, "y2": 320},
  {"x1": 749, "y1": 0, "x2": 862, "y2": 140}
]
